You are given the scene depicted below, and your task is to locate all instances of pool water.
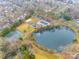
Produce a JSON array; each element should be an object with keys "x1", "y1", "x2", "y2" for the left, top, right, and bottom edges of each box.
[
  {"x1": 5, "y1": 31, "x2": 22, "y2": 42},
  {"x1": 33, "y1": 26, "x2": 75, "y2": 52}
]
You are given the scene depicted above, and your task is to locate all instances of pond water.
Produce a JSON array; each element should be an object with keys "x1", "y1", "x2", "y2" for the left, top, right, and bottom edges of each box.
[{"x1": 33, "y1": 26, "x2": 75, "y2": 52}]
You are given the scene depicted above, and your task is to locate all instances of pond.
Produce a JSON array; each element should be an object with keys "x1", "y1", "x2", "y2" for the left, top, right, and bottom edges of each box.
[{"x1": 33, "y1": 26, "x2": 75, "y2": 52}]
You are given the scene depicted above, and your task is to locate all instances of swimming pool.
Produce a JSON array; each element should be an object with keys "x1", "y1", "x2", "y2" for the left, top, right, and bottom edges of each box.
[{"x1": 5, "y1": 31, "x2": 23, "y2": 42}]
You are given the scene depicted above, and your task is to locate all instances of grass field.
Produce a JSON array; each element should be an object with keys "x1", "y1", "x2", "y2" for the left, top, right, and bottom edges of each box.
[
  {"x1": 32, "y1": 43, "x2": 64, "y2": 59},
  {"x1": 17, "y1": 23, "x2": 35, "y2": 33}
]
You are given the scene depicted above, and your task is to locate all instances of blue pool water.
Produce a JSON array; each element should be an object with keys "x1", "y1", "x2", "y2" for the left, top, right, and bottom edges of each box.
[
  {"x1": 33, "y1": 26, "x2": 75, "y2": 52},
  {"x1": 5, "y1": 31, "x2": 22, "y2": 42}
]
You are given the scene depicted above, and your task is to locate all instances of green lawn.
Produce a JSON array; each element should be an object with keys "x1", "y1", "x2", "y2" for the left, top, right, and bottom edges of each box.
[{"x1": 20, "y1": 45, "x2": 35, "y2": 59}]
